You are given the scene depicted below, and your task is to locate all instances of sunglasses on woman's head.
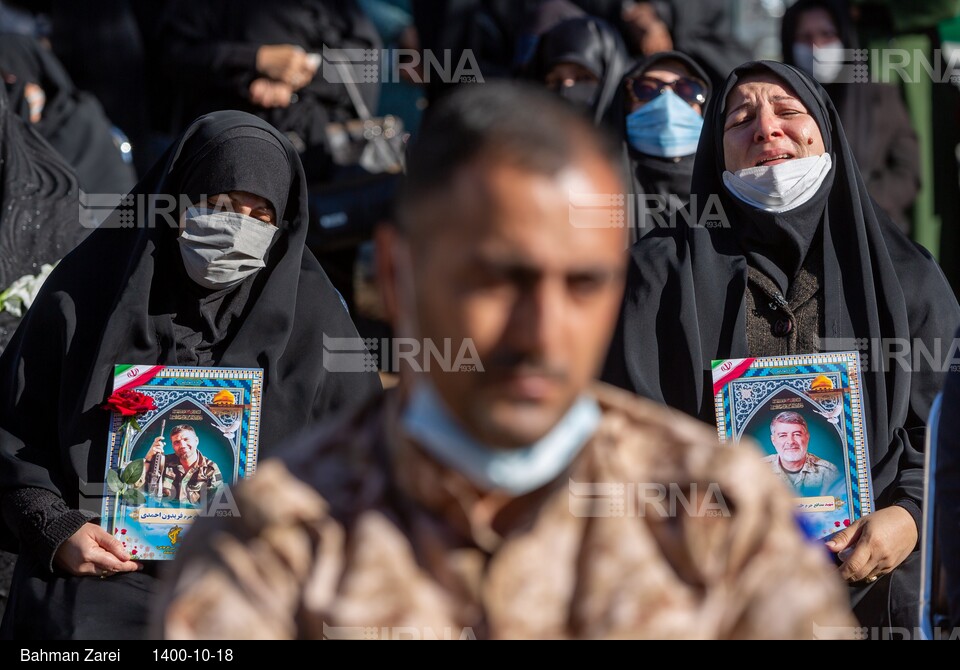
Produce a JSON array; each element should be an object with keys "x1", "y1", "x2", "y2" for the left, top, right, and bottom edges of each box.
[{"x1": 629, "y1": 76, "x2": 708, "y2": 106}]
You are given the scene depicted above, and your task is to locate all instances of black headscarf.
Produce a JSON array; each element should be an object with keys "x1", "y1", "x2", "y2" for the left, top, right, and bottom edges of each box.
[
  {"x1": 781, "y1": 0, "x2": 858, "y2": 60},
  {"x1": 0, "y1": 79, "x2": 87, "y2": 353},
  {"x1": 604, "y1": 61, "x2": 960, "y2": 524},
  {"x1": 176, "y1": 126, "x2": 291, "y2": 221},
  {"x1": 0, "y1": 110, "x2": 382, "y2": 532},
  {"x1": 706, "y1": 61, "x2": 833, "y2": 297},
  {"x1": 160, "y1": 124, "x2": 293, "y2": 368},
  {"x1": 527, "y1": 16, "x2": 630, "y2": 126},
  {"x1": 615, "y1": 51, "x2": 711, "y2": 242},
  {"x1": 0, "y1": 33, "x2": 137, "y2": 198}
]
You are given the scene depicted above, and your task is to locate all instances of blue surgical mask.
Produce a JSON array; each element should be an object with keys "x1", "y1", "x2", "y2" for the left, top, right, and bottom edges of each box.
[
  {"x1": 625, "y1": 89, "x2": 704, "y2": 158},
  {"x1": 401, "y1": 380, "x2": 602, "y2": 495}
]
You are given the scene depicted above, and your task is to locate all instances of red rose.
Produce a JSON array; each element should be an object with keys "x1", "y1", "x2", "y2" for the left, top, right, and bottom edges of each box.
[
  {"x1": 834, "y1": 521, "x2": 841, "y2": 527},
  {"x1": 843, "y1": 519, "x2": 851, "y2": 527},
  {"x1": 102, "y1": 389, "x2": 156, "y2": 417}
]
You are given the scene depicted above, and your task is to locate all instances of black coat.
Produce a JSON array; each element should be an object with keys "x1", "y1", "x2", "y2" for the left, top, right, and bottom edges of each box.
[{"x1": 158, "y1": 0, "x2": 381, "y2": 180}]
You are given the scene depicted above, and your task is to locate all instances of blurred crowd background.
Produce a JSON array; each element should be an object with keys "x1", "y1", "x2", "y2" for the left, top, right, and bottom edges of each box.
[{"x1": 1, "y1": 0, "x2": 960, "y2": 622}]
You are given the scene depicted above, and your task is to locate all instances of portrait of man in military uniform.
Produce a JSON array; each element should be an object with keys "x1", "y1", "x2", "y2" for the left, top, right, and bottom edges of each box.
[
  {"x1": 761, "y1": 411, "x2": 841, "y2": 497},
  {"x1": 144, "y1": 424, "x2": 223, "y2": 506}
]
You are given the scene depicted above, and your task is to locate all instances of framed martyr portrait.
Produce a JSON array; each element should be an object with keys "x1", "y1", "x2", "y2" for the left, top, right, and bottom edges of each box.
[
  {"x1": 99, "y1": 365, "x2": 262, "y2": 559},
  {"x1": 713, "y1": 352, "x2": 873, "y2": 539}
]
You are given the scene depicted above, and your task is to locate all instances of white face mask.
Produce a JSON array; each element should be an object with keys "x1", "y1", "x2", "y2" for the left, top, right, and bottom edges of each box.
[
  {"x1": 401, "y1": 379, "x2": 602, "y2": 495},
  {"x1": 178, "y1": 207, "x2": 279, "y2": 290},
  {"x1": 793, "y1": 40, "x2": 845, "y2": 84},
  {"x1": 722, "y1": 154, "x2": 833, "y2": 213}
]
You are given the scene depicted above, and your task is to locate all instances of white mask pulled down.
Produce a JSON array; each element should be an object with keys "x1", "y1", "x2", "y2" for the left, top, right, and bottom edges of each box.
[
  {"x1": 401, "y1": 379, "x2": 602, "y2": 495},
  {"x1": 722, "y1": 154, "x2": 833, "y2": 213},
  {"x1": 178, "y1": 207, "x2": 279, "y2": 290}
]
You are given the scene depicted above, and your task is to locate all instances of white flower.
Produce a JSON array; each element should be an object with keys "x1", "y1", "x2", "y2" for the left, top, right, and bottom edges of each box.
[{"x1": 0, "y1": 263, "x2": 56, "y2": 318}]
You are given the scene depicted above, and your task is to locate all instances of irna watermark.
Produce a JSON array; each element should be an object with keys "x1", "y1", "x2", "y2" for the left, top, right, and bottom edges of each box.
[
  {"x1": 813, "y1": 622, "x2": 960, "y2": 640},
  {"x1": 568, "y1": 192, "x2": 730, "y2": 230},
  {"x1": 78, "y1": 191, "x2": 283, "y2": 229},
  {"x1": 813, "y1": 45, "x2": 960, "y2": 85},
  {"x1": 818, "y1": 337, "x2": 960, "y2": 373},
  {"x1": 321, "y1": 45, "x2": 484, "y2": 85},
  {"x1": 568, "y1": 479, "x2": 729, "y2": 518},
  {"x1": 322, "y1": 334, "x2": 484, "y2": 374}
]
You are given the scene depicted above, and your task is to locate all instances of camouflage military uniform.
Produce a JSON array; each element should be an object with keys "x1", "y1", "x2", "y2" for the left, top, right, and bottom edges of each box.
[
  {"x1": 161, "y1": 451, "x2": 222, "y2": 505},
  {"x1": 156, "y1": 384, "x2": 856, "y2": 639},
  {"x1": 762, "y1": 453, "x2": 841, "y2": 498}
]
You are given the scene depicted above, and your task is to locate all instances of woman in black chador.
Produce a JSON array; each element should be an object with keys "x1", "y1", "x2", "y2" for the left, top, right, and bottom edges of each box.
[
  {"x1": 604, "y1": 61, "x2": 960, "y2": 629},
  {"x1": 0, "y1": 111, "x2": 381, "y2": 639}
]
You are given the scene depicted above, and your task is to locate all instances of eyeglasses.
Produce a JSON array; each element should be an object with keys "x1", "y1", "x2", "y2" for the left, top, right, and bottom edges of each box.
[{"x1": 628, "y1": 76, "x2": 708, "y2": 106}]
